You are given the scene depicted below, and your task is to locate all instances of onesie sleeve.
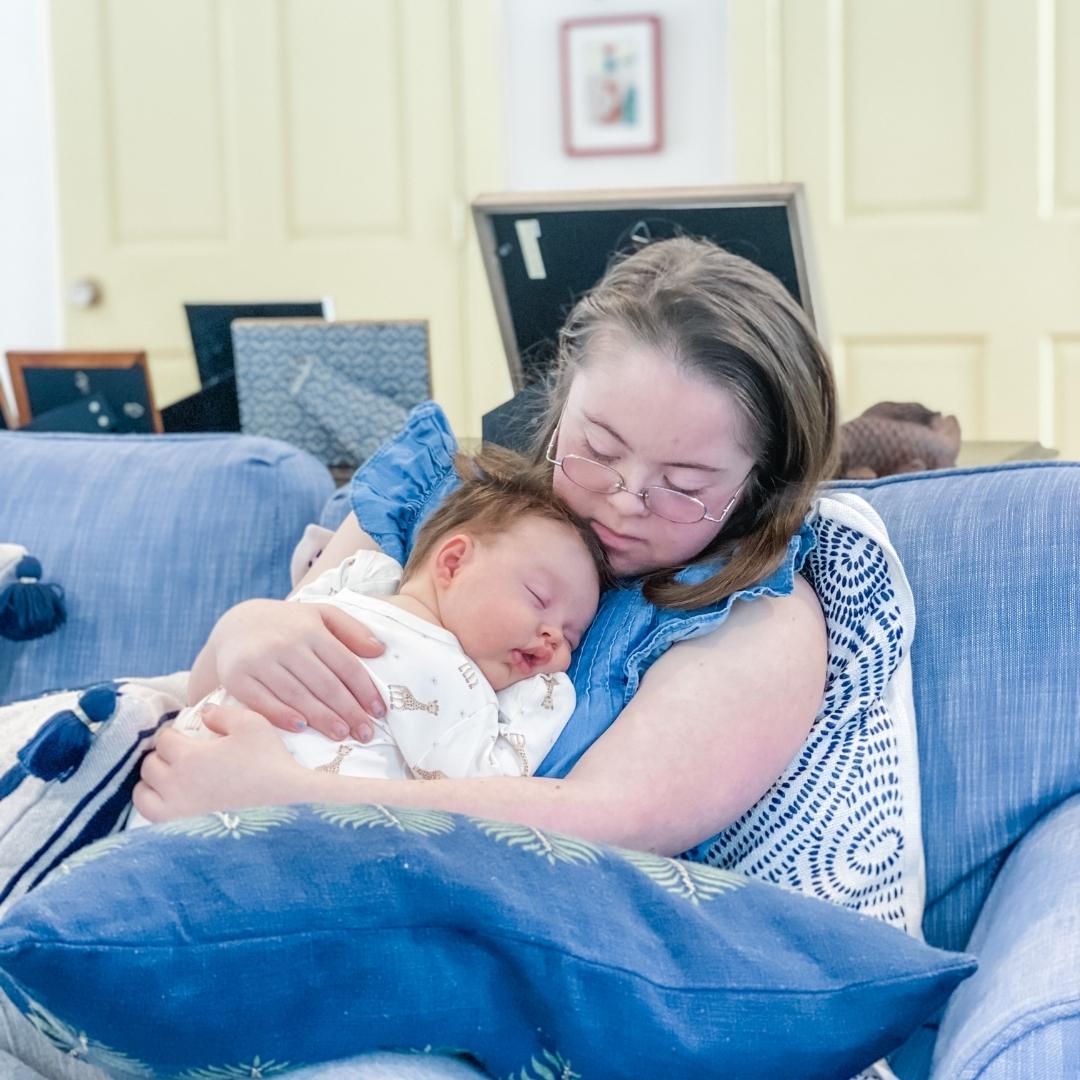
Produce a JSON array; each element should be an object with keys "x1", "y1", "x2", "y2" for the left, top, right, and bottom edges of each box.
[
  {"x1": 348, "y1": 401, "x2": 460, "y2": 565},
  {"x1": 292, "y1": 550, "x2": 404, "y2": 603}
]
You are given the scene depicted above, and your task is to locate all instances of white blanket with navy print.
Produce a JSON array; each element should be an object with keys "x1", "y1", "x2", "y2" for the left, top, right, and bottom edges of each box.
[{"x1": 0, "y1": 673, "x2": 187, "y2": 918}]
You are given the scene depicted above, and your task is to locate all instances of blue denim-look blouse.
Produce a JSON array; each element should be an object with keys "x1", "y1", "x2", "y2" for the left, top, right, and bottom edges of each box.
[{"x1": 350, "y1": 402, "x2": 816, "y2": 779}]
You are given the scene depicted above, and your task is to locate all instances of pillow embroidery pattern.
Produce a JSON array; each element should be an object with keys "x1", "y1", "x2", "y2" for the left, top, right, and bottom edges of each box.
[
  {"x1": 8, "y1": 806, "x2": 748, "y2": 1080},
  {"x1": 0, "y1": 801, "x2": 973, "y2": 1079},
  {"x1": 689, "y1": 495, "x2": 924, "y2": 933}
]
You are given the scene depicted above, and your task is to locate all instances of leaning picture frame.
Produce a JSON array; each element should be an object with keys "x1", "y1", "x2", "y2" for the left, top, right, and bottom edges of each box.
[
  {"x1": 560, "y1": 15, "x2": 664, "y2": 156},
  {"x1": 471, "y1": 184, "x2": 824, "y2": 393},
  {"x1": 4, "y1": 351, "x2": 162, "y2": 433}
]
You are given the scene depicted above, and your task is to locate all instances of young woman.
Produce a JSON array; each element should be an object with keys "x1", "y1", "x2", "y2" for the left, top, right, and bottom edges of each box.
[{"x1": 135, "y1": 236, "x2": 838, "y2": 863}]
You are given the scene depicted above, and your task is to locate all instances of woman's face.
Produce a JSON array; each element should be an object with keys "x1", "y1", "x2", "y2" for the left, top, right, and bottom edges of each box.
[{"x1": 552, "y1": 334, "x2": 756, "y2": 577}]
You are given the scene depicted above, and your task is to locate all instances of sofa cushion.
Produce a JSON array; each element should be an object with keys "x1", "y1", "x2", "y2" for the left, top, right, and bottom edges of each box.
[
  {"x1": 0, "y1": 805, "x2": 974, "y2": 1080},
  {"x1": 930, "y1": 792, "x2": 1080, "y2": 1079},
  {"x1": 0, "y1": 432, "x2": 333, "y2": 705},
  {"x1": 834, "y1": 462, "x2": 1080, "y2": 956}
]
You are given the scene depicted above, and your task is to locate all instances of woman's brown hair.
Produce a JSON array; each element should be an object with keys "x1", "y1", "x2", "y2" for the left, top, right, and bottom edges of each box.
[{"x1": 533, "y1": 236, "x2": 838, "y2": 610}]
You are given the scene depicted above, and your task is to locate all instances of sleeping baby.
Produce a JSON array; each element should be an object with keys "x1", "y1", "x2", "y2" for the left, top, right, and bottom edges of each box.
[{"x1": 128, "y1": 449, "x2": 605, "y2": 827}]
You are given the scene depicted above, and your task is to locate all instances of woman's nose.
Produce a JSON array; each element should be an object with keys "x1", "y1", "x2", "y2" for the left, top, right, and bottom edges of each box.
[{"x1": 608, "y1": 486, "x2": 648, "y2": 516}]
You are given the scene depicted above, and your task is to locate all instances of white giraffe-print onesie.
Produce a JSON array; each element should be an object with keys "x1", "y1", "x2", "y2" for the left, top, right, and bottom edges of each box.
[{"x1": 127, "y1": 551, "x2": 575, "y2": 829}]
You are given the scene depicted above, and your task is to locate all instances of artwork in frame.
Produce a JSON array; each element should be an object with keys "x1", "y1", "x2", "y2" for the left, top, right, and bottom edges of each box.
[
  {"x1": 4, "y1": 351, "x2": 162, "y2": 434},
  {"x1": 560, "y1": 15, "x2": 663, "y2": 157}
]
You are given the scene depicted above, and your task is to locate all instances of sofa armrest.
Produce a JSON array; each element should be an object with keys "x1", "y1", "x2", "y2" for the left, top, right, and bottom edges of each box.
[
  {"x1": 930, "y1": 793, "x2": 1080, "y2": 1078},
  {"x1": 0, "y1": 431, "x2": 334, "y2": 704}
]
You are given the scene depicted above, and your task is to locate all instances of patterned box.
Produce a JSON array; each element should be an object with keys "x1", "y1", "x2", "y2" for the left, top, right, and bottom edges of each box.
[{"x1": 232, "y1": 319, "x2": 430, "y2": 467}]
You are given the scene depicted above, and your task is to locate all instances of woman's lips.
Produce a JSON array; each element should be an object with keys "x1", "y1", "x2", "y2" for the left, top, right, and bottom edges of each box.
[{"x1": 591, "y1": 520, "x2": 640, "y2": 552}]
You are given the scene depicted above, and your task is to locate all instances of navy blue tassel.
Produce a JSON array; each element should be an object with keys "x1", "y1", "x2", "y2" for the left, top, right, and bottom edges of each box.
[
  {"x1": 0, "y1": 683, "x2": 118, "y2": 799},
  {"x1": 0, "y1": 556, "x2": 67, "y2": 642}
]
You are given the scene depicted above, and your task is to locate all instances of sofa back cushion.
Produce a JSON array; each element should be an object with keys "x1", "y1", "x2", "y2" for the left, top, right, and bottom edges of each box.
[
  {"x1": 0, "y1": 432, "x2": 333, "y2": 705},
  {"x1": 834, "y1": 461, "x2": 1080, "y2": 953}
]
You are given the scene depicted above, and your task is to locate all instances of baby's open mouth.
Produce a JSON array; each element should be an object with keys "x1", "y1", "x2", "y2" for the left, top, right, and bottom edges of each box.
[{"x1": 510, "y1": 646, "x2": 551, "y2": 674}]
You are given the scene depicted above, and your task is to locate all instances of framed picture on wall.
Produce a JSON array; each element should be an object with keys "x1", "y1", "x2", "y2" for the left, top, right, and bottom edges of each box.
[
  {"x1": 560, "y1": 15, "x2": 663, "y2": 157},
  {"x1": 5, "y1": 351, "x2": 162, "y2": 433}
]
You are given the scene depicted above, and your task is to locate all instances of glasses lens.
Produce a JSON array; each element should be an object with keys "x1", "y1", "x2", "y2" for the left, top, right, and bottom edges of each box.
[
  {"x1": 562, "y1": 455, "x2": 623, "y2": 494},
  {"x1": 643, "y1": 487, "x2": 706, "y2": 524}
]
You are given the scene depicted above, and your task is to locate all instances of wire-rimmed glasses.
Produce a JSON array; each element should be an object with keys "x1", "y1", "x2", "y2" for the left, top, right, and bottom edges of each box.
[{"x1": 546, "y1": 429, "x2": 745, "y2": 525}]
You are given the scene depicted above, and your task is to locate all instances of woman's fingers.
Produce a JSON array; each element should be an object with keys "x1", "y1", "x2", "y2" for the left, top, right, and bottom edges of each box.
[
  {"x1": 311, "y1": 642, "x2": 384, "y2": 743},
  {"x1": 318, "y1": 607, "x2": 387, "y2": 726},
  {"x1": 131, "y1": 779, "x2": 164, "y2": 823},
  {"x1": 230, "y1": 673, "x2": 312, "y2": 735},
  {"x1": 271, "y1": 657, "x2": 366, "y2": 740},
  {"x1": 200, "y1": 702, "x2": 268, "y2": 737},
  {"x1": 231, "y1": 660, "x2": 359, "y2": 742},
  {"x1": 139, "y1": 747, "x2": 169, "y2": 788},
  {"x1": 152, "y1": 727, "x2": 188, "y2": 763},
  {"x1": 320, "y1": 605, "x2": 385, "y2": 662},
  {"x1": 212, "y1": 600, "x2": 387, "y2": 742}
]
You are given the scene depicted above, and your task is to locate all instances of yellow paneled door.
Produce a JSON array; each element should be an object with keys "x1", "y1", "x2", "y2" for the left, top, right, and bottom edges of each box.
[
  {"x1": 731, "y1": 0, "x2": 1080, "y2": 457},
  {"x1": 50, "y1": 0, "x2": 506, "y2": 436}
]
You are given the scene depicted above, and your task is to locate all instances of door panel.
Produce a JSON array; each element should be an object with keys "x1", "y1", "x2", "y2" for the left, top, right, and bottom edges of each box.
[
  {"x1": 731, "y1": 0, "x2": 1080, "y2": 457},
  {"x1": 51, "y1": 0, "x2": 503, "y2": 434}
]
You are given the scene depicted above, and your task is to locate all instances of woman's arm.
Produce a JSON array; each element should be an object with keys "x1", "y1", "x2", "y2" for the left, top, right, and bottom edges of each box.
[
  {"x1": 187, "y1": 512, "x2": 387, "y2": 740},
  {"x1": 138, "y1": 578, "x2": 827, "y2": 856}
]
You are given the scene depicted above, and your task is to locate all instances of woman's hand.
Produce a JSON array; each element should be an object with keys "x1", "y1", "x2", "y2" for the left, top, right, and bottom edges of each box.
[
  {"x1": 133, "y1": 705, "x2": 312, "y2": 822},
  {"x1": 200, "y1": 598, "x2": 386, "y2": 742}
]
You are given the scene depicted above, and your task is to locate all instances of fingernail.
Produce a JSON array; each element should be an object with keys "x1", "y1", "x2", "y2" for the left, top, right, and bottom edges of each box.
[
  {"x1": 369, "y1": 699, "x2": 386, "y2": 720},
  {"x1": 357, "y1": 727, "x2": 372, "y2": 744},
  {"x1": 290, "y1": 716, "x2": 307, "y2": 732},
  {"x1": 331, "y1": 722, "x2": 349, "y2": 740}
]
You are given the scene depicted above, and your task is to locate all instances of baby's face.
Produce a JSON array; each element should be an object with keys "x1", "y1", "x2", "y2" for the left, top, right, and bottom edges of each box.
[{"x1": 439, "y1": 516, "x2": 601, "y2": 692}]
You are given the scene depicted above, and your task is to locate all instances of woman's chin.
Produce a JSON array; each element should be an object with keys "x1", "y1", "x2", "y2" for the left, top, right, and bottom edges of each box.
[{"x1": 606, "y1": 550, "x2": 657, "y2": 579}]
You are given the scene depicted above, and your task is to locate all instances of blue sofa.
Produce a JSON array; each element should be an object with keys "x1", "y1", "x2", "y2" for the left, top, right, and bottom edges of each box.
[{"x1": 0, "y1": 428, "x2": 1076, "y2": 1078}]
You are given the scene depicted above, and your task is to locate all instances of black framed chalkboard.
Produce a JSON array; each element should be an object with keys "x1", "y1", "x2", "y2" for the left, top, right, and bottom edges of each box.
[{"x1": 472, "y1": 185, "x2": 823, "y2": 391}]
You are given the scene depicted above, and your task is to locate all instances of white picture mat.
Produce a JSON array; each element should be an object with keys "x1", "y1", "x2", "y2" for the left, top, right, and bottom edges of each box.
[{"x1": 564, "y1": 20, "x2": 659, "y2": 152}]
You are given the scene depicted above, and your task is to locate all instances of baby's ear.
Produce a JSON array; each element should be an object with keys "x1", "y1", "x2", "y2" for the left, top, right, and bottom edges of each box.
[{"x1": 431, "y1": 534, "x2": 474, "y2": 586}]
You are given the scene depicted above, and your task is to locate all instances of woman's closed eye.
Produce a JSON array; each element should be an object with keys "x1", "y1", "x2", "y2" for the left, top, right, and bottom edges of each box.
[
  {"x1": 583, "y1": 439, "x2": 617, "y2": 464},
  {"x1": 663, "y1": 479, "x2": 704, "y2": 496}
]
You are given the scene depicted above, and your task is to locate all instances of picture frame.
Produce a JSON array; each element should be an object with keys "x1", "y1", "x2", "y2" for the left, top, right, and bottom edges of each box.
[
  {"x1": 4, "y1": 351, "x2": 162, "y2": 433},
  {"x1": 560, "y1": 15, "x2": 663, "y2": 157},
  {"x1": 472, "y1": 184, "x2": 824, "y2": 393}
]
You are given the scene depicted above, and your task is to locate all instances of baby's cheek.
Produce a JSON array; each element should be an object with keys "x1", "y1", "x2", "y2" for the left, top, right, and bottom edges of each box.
[{"x1": 479, "y1": 659, "x2": 511, "y2": 693}]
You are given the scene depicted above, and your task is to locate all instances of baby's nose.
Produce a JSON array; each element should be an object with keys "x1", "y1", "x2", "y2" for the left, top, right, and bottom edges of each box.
[{"x1": 543, "y1": 632, "x2": 575, "y2": 671}]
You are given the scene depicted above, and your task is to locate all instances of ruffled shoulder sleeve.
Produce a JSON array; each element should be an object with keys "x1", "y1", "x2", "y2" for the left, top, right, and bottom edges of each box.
[
  {"x1": 348, "y1": 402, "x2": 460, "y2": 565},
  {"x1": 621, "y1": 522, "x2": 817, "y2": 700}
]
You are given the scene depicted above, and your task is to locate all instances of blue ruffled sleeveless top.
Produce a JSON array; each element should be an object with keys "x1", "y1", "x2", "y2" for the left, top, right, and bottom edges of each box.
[{"x1": 350, "y1": 402, "x2": 816, "y2": 778}]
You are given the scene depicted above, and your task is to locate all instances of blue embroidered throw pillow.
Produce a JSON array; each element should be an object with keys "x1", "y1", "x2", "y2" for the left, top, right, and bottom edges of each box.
[{"x1": 0, "y1": 805, "x2": 973, "y2": 1079}]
